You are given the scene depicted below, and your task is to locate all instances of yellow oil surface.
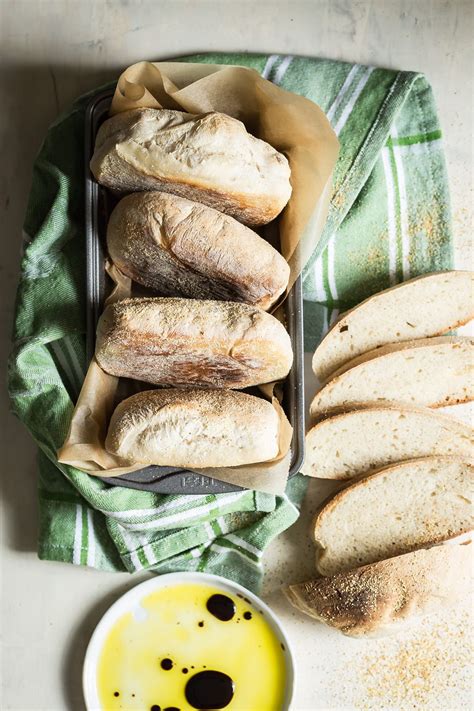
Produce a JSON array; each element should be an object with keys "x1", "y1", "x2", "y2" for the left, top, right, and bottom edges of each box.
[{"x1": 97, "y1": 582, "x2": 287, "y2": 711}]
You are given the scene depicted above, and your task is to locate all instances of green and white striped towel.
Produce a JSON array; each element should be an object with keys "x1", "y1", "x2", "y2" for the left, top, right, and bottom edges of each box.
[{"x1": 8, "y1": 53, "x2": 452, "y2": 592}]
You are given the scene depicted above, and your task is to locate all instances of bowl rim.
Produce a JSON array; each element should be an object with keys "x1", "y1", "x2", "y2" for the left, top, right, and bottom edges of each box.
[{"x1": 82, "y1": 571, "x2": 296, "y2": 710}]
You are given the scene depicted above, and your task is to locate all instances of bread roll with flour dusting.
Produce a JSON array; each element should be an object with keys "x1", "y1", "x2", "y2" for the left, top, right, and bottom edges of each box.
[
  {"x1": 95, "y1": 297, "x2": 293, "y2": 389},
  {"x1": 107, "y1": 192, "x2": 290, "y2": 310},
  {"x1": 105, "y1": 388, "x2": 281, "y2": 467},
  {"x1": 90, "y1": 108, "x2": 292, "y2": 226}
]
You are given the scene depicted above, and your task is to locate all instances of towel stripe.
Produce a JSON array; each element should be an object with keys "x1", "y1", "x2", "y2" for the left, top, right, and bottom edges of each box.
[
  {"x1": 86, "y1": 509, "x2": 96, "y2": 568},
  {"x1": 311, "y1": 67, "x2": 375, "y2": 302},
  {"x1": 388, "y1": 129, "x2": 442, "y2": 147},
  {"x1": 381, "y1": 148, "x2": 399, "y2": 285},
  {"x1": 261, "y1": 54, "x2": 279, "y2": 79},
  {"x1": 273, "y1": 55, "x2": 293, "y2": 85},
  {"x1": 73, "y1": 504, "x2": 83, "y2": 565},
  {"x1": 390, "y1": 126, "x2": 410, "y2": 279},
  {"x1": 120, "y1": 491, "x2": 249, "y2": 531},
  {"x1": 100, "y1": 494, "x2": 211, "y2": 520},
  {"x1": 333, "y1": 67, "x2": 375, "y2": 136},
  {"x1": 210, "y1": 543, "x2": 262, "y2": 568},
  {"x1": 326, "y1": 65, "x2": 360, "y2": 123},
  {"x1": 225, "y1": 534, "x2": 263, "y2": 558},
  {"x1": 327, "y1": 235, "x2": 338, "y2": 300}
]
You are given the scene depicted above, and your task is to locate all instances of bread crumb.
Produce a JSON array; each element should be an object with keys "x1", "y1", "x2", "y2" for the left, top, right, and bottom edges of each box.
[{"x1": 325, "y1": 606, "x2": 472, "y2": 709}]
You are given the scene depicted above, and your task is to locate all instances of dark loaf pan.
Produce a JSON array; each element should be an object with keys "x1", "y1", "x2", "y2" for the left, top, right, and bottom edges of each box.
[{"x1": 84, "y1": 89, "x2": 305, "y2": 494}]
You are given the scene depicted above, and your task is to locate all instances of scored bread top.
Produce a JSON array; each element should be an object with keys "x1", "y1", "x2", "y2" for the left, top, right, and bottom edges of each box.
[
  {"x1": 303, "y1": 405, "x2": 474, "y2": 480},
  {"x1": 310, "y1": 336, "x2": 474, "y2": 419},
  {"x1": 312, "y1": 271, "x2": 474, "y2": 382},
  {"x1": 106, "y1": 191, "x2": 290, "y2": 310},
  {"x1": 90, "y1": 108, "x2": 292, "y2": 226},
  {"x1": 105, "y1": 388, "x2": 280, "y2": 467},
  {"x1": 313, "y1": 456, "x2": 474, "y2": 576},
  {"x1": 285, "y1": 543, "x2": 473, "y2": 637}
]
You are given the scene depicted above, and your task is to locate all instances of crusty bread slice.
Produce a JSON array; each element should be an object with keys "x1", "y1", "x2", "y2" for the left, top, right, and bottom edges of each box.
[
  {"x1": 313, "y1": 456, "x2": 473, "y2": 576},
  {"x1": 310, "y1": 337, "x2": 474, "y2": 420},
  {"x1": 312, "y1": 271, "x2": 474, "y2": 382},
  {"x1": 285, "y1": 543, "x2": 473, "y2": 637},
  {"x1": 303, "y1": 406, "x2": 474, "y2": 480}
]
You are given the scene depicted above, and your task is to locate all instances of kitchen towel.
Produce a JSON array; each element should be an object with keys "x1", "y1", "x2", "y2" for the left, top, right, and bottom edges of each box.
[{"x1": 8, "y1": 53, "x2": 452, "y2": 592}]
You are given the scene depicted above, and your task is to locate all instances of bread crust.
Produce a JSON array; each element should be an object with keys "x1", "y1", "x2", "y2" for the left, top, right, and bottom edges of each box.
[
  {"x1": 107, "y1": 192, "x2": 290, "y2": 310},
  {"x1": 285, "y1": 543, "x2": 473, "y2": 637},
  {"x1": 90, "y1": 108, "x2": 292, "y2": 226},
  {"x1": 312, "y1": 456, "x2": 474, "y2": 576},
  {"x1": 95, "y1": 297, "x2": 293, "y2": 389},
  {"x1": 105, "y1": 388, "x2": 280, "y2": 467}
]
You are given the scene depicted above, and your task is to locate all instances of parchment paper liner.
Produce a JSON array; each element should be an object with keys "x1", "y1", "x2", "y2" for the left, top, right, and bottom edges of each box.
[{"x1": 58, "y1": 60, "x2": 338, "y2": 495}]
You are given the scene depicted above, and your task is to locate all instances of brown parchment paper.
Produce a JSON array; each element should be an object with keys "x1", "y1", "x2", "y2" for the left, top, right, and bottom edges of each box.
[{"x1": 58, "y1": 60, "x2": 339, "y2": 495}]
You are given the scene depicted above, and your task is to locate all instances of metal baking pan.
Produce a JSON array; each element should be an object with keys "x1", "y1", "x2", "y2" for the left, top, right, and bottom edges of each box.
[{"x1": 84, "y1": 89, "x2": 304, "y2": 494}]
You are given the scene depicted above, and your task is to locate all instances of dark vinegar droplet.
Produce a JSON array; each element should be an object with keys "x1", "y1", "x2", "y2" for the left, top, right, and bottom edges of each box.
[
  {"x1": 198, "y1": 621, "x2": 204, "y2": 627},
  {"x1": 182, "y1": 668, "x2": 189, "y2": 674},
  {"x1": 243, "y1": 611, "x2": 252, "y2": 620},
  {"x1": 163, "y1": 707, "x2": 180, "y2": 711},
  {"x1": 281, "y1": 643, "x2": 285, "y2": 651},
  {"x1": 150, "y1": 705, "x2": 161, "y2": 711},
  {"x1": 185, "y1": 670, "x2": 234, "y2": 709},
  {"x1": 206, "y1": 594, "x2": 236, "y2": 621},
  {"x1": 114, "y1": 691, "x2": 120, "y2": 697},
  {"x1": 160, "y1": 658, "x2": 173, "y2": 670}
]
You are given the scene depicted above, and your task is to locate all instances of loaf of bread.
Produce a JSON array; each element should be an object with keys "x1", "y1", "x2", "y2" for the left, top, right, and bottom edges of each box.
[
  {"x1": 285, "y1": 544, "x2": 473, "y2": 637},
  {"x1": 107, "y1": 192, "x2": 290, "y2": 310},
  {"x1": 105, "y1": 388, "x2": 280, "y2": 467},
  {"x1": 313, "y1": 457, "x2": 473, "y2": 575},
  {"x1": 303, "y1": 406, "x2": 474, "y2": 480},
  {"x1": 90, "y1": 108, "x2": 292, "y2": 226},
  {"x1": 310, "y1": 336, "x2": 474, "y2": 419},
  {"x1": 95, "y1": 297, "x2": 293, "y2": 389},
  {"x1": 312, "y1": 271, "x2": 474, "y2": 382}
]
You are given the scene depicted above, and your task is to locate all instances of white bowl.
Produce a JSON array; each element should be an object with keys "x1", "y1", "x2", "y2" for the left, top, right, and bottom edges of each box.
[{"x1": 83, "y1": 571, "x2": 295, "y2": 710}]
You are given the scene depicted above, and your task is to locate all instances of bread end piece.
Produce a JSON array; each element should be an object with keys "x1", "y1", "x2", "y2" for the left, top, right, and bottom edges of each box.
[{"x1": 285, "y1": 543, "x2": 473, "y2": 637}]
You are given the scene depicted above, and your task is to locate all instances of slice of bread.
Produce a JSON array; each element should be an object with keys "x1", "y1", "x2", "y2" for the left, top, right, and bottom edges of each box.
[
  {"x1": 313, "y1": 456, "x2": 473, "y2": 576},
  {"x1": 312, "y1": 271, "x2": 474, "y2": 382},
  {"x1": 285, "y1": 543, "x2": 473, "y2": 637},
  {"x1": 310, "y1": 337, "x2": 474, "y2": 420},
  {"x1": 303, "y1": 406, "x2": 474, "y2": 480}
]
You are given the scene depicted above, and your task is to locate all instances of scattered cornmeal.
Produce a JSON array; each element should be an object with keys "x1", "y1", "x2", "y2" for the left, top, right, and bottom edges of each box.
[{"x1": 325, "y1": 605, "x2": 472, "y2": 709}]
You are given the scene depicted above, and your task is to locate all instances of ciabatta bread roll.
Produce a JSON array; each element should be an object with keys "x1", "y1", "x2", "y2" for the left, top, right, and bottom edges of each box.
[
  {"x1": 105, "y1": 389, "x2": 280, "y2": 467},
  {"x1": 95, "y1": 297, "x2": 293, "y2": 389},
  {"x1": 90, "y1": 108, "x2": 292, "y2": 226},
  {"x1": 285, "y1": 544, "x2": 473, "y2": 637},
  {"x1": 107, "y1": 192, "x2": 290, "y2": 310},
  {"x1": 312, "y1": 271, "x2": 474, "y2": 382}
]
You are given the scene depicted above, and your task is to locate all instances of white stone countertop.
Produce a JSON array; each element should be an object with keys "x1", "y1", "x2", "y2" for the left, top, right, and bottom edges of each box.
[{"x1": 1, "y1": 1, "x2": 472, "y2": 709}]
